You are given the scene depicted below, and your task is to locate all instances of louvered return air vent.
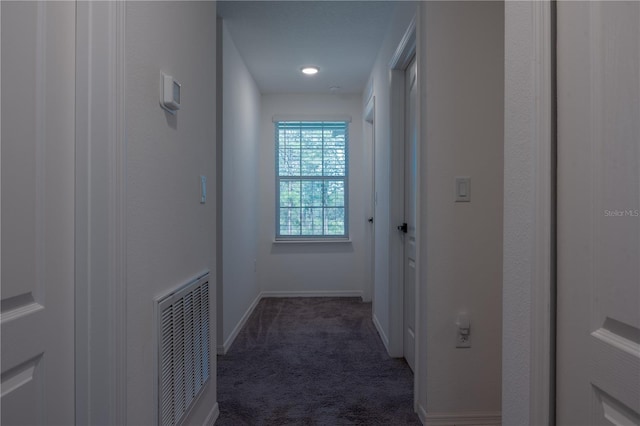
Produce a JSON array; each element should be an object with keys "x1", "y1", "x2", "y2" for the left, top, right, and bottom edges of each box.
[{"x1": 155, "y1": 272, "x2": 210, "y2": 426}]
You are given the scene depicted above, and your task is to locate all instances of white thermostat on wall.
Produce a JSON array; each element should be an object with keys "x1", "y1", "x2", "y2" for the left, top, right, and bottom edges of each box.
[{"x1": 161, "y1": 72, "x2": 181, "y2": 114}]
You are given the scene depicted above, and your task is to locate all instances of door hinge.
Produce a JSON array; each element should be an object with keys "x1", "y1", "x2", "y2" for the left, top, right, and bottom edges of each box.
[{"x1": 397, "y1": 223, "x2": 408, "y2": 233}]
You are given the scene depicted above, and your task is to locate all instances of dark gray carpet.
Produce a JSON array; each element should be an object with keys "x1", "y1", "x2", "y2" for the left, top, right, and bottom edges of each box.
[{"x1": 216, "y1": 297, "x2": 421, "y2": 425}]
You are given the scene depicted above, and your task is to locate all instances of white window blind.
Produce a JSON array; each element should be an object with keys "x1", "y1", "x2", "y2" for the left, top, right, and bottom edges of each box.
[{"x1": 276, "y1": 121, "x2": 349, "y2": 239}]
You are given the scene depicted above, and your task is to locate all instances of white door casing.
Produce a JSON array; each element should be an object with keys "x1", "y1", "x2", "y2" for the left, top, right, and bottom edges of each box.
[
  {"x1": 388, "y1": 15, "x2": 416, "y2": 361},
  {"x1": 403, "y1": 56, "x2": 418, "y2": 372},
  {"x1": 364, "y1": 95, "x2": 376, "y2": 304},
  {"x1": 556, "y1": 2, "x2": 640, "y2": 424},
  {"x1": 74, "y1": 1, "x2": 128, "y2": 423},
  {"x1": 1, "y1": 2, "x2": 76, "y2": 424}
]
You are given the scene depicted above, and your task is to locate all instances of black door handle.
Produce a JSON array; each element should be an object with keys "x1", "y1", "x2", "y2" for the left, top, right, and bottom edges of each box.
[
  {"x1": 397, "y1": 223, "x2": 408, "y2": 233},
  {"x1": 368, "y1": 217, "x2": 374, "y2": 223}
]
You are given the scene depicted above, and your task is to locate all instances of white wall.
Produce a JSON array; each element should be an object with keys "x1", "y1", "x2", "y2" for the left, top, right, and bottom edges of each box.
[
  {"x1": 363, "y1": 2, "x2": 418, "y2": 350},
  {"x1": 417, "y1": 1, "x2": 504, "y2": 420},
  {"x1": 257, "y1": 94, "x2": 366, "y2": 296},
  {"x1": 125, "y1": 2, "x2": 218, "y2": 424},
  {"x1": 218, "y1": 21, "x2": 262, "y2": 351}
]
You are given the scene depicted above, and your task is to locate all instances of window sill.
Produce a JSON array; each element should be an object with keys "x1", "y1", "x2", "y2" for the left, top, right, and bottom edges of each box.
[{"x1": 273, "y1": 238, "x2": 352, "y2": 244}]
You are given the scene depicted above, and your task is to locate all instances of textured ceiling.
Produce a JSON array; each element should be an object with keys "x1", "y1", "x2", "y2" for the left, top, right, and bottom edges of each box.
[{"x1": 217, "y1": 1, "x2": 397, "y2": 94}]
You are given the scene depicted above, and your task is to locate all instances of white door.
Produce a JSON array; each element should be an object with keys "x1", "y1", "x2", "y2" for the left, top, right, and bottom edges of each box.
[
  {"x1": 403, "y1": 56, "x2": 417, "y2": 372},
  {"x1": 1, "y1": 2, "x2": 76, "y2": 424},
  {"x1": 557, "y1": 2, "x2": 640, "y2": 424},
  {"x1": 364, "y1": 98, "x2": 376, "y2": 304}
]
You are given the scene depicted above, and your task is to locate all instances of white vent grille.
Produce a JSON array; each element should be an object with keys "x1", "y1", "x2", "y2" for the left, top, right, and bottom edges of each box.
[{"x1": 156, "y1": 273, "x2": 210, "y2": 426}]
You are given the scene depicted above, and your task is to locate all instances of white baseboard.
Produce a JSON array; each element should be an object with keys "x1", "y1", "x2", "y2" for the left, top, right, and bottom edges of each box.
[
  {"x1": 203, "y1": 402, "x2": 219, "y2": 426},
  {"x1": 218, "y1": 292, "x2": 262, "y2": 355},
  {"x1": 423, "y1": 411, "x2": 501, "y2": 426},
  {"x1": 261, "y1": 290, "x2": 363, "y2": 298},
  {"x1": 372, "y1": 312, "x2": 390, "y2": 353},
  {"x1": 417, "y1": 404, "x2": 428, "y2": 425}
]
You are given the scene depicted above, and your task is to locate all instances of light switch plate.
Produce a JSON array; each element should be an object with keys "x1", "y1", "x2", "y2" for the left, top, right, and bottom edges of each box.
[
  {"x1": 455, "y1": 176, "x2": 471, "y2": 202},
  {"x1": 161, "y1": 72, "x2": 181, "y2": 114}
]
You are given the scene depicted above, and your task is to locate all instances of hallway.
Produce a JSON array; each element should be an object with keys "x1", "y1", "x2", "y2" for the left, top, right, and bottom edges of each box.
[
  {"x1": 216, "y1": 298, "x2": 419, "y2": 425},
  {"x1": 4, "y1": 1, "x2": 639, "y2": 423},
  {"x1": 1, "y1": 1, "x2": 507, "y2": 423}
]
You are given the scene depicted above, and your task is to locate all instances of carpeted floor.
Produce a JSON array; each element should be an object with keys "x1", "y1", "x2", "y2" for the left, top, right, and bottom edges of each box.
[{"x1": 216, "y1": 297, "x2": 421, "y2": 425}]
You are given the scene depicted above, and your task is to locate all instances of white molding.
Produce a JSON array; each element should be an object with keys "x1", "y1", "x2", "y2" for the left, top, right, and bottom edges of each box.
[
  {"x1": 364, "y1": 94, "x2": 375, "y2": 124},
  {"x1": 75, "y1": 1, "x2": 127, "y2": 424},
  {"x1": 218, "y1": 292, "x2": 262, "y2": 355},
  {"x1": 530, "y1": 2, "x2": 554, "y2": 425},
  {"x1": 272, "y1": 114, "x2": 352, "y2": 123},
  {"x1": 261, "y1": 290, "x2": 363, "y2": 299},
  {"x1": 112, "y1": 2, "x2": 128, "y2": 423},
  {"x1": 389, "y1": 15, "x2": 416, "y2": 70},
  {"x1": 387, "y1": 16, "x2": 418, "y2": 362},
  {"x1": 413, "y1": 6, "x2": 423, "y2": 414},
  {"x1": 363, "y1": 95, "x2": 376, "y2": 306},
  {"x1": 388, "y1": 69, "x2": 405, "y2": 360},
  {"x1": 504, "y1": 1, "x2": 554, "y2": 424},
  {"x1": 203, "y1": 403, "x2": 220, "y2": 426},
  {"x1": 418, "y1": 404, "x2": 428, "y2": 425},
  {"x1": 272, "y1": 238, "x2": 352, "y2": 244},
  {"x1": 372, "y1": 312, "x2": 390, "y2": 354},
  {"x1": 423, "y1": 411, "x2": 502, "y2": 426},
  {"x1": 74, "y1": 4, "x2": 93, "y2": 422},
  {"x1": 363, "y1": 80, "x2": 374, "y2": 112}
]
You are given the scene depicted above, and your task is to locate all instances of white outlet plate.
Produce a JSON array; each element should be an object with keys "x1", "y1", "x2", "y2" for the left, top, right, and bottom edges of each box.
[{"x1": 456, "y1": 333, "x2": 471, "y2": 348}]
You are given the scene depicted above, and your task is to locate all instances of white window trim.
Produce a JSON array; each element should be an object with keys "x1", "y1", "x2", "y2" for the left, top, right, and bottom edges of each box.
[
  {"x1": 272, "y1": 114, "x2": 352, "y2": 123},
  {"x1": 272, "y1": 238, "x2": 352, "y2": 244}
]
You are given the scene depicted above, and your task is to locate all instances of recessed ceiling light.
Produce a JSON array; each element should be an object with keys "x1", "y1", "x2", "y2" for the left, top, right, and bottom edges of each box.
[{"x1": 301, "y1": 66, "x2": 319, "y2": 75}]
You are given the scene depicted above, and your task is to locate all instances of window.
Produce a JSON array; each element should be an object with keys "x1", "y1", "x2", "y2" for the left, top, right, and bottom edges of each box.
[{"x1": 276, "y1": 121, "x2": 349, "y2": 239}]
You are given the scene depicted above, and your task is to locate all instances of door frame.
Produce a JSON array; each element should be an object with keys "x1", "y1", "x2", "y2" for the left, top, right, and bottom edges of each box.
[
  {"x1": 388, "y1": 12, "x2": 419, "y2": 395},
  {"x1": 363, "y1": 94, "x2": 376, "y2": 304},
  {"x1": 75, "y1": 2, "x2": 128, "y2": 423},
  {"x1": 503, "y1": 1, "x2": 555, "y2": 424}
]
